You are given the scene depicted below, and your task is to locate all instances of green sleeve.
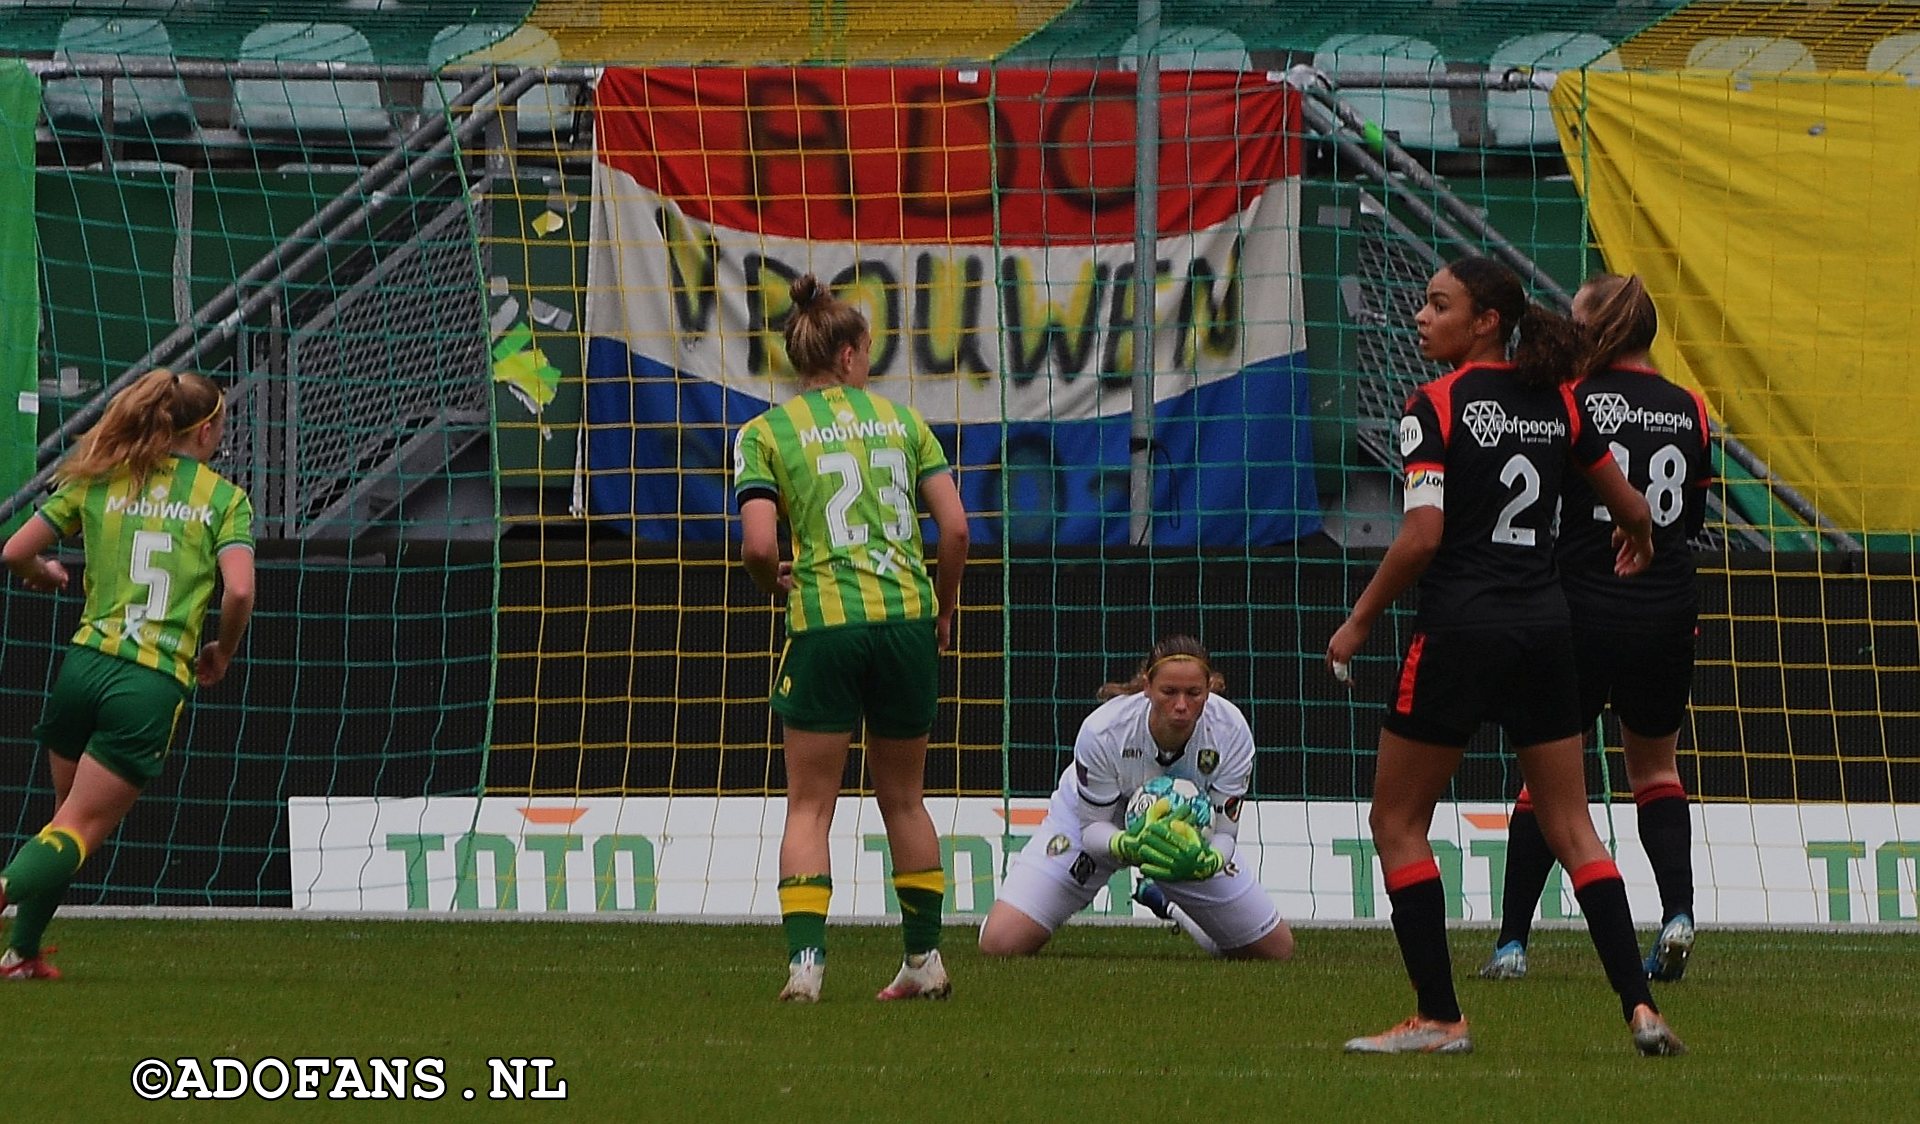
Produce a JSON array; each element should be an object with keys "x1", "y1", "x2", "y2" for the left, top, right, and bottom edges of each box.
[
  {"x1": 733, "y1": 419, "x2": 778, "y2": 499},
  {"x1": 912, "y1": 412, "x2": 950, "y2": 481},
  {"x1": 217, "y1": 490, "x2": 255, "y2": 553},
  {"x1": 36, "y1": 482, "x2": 83, "y2": 538}
]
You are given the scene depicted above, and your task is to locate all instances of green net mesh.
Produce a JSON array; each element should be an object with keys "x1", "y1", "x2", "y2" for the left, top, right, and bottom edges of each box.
[{"x1": 0, "y1": 1, "x2": 1913, "y2": 921}]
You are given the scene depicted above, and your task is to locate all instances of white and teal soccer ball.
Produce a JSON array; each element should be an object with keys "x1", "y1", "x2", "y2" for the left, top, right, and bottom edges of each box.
[{"x1": 1125, "y1": 775, "x2": 1213, "y2": 837}]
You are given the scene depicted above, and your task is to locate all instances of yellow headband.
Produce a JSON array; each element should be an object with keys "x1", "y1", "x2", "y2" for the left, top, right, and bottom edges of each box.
[
  {"x1": 176, "y1": 394, "x2": 224, "y2": 436},
  {"x1": 1147, "y1": 653, "x2": 1205, "y2": 675}
]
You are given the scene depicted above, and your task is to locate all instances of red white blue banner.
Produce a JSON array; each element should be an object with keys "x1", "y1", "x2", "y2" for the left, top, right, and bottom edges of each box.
[{"x1": 583, "y1": 66, "x2": 1319, "y2": 545}]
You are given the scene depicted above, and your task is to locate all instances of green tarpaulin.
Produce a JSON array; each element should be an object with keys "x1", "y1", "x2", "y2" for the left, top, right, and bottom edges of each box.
[{"x1": 0, "y1": 61, "x2": 38, "y2": 535}]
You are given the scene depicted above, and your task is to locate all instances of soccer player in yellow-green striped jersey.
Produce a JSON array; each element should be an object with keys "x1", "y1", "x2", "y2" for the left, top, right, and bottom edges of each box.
[
  {"x1": 40, "y1": 441, "x2": 251, "y2": 689},
  {"x1": 736, "y1": 275, "x2": 969, "y2": 1005},
  {"x1": 734, "y1": 375, "x2": 948, "y2": 635},
  {"x1": 1, "y1": 370, "x2": 256, "y2": 979}
]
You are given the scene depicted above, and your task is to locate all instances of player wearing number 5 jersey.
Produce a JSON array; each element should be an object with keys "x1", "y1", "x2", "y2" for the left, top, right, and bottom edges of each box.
[
  {"x1": 735, "y1": 274, "x2": 969, "y2": 1004},
  {"x1": 1327, "y1": 257, "x2": 1685, "y2": 1056},
  {"x1": 0, "y1": 369, "x2": 254, "y2": 979},
  {"x1": 1481, "y1": 274, "x2": 1713, "y2": 986}
]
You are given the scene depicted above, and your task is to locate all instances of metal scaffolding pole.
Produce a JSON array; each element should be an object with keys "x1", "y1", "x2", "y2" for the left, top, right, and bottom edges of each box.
[{"x1": 1128, "y1": 0, "x2": 1161, "y2": 546}]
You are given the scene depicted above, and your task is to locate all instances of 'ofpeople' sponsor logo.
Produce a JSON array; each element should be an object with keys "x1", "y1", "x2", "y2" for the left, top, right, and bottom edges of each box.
[
  {"x1": 1462, "y1": 400, "x2": 1566, "y2": 448},
  {"x1": 1585, "y1": 392, "x2": 1696, "y2": 435}
]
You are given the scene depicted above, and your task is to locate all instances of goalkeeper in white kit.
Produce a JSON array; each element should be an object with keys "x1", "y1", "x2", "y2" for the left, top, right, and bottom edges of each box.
[{"x1": 978, "y1": 636, "x2": 1295, "y2": 960}]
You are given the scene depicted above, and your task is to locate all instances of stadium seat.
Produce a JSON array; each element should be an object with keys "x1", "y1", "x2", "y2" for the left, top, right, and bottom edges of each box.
[
  {"x1": 425, "y1": 24, "x2": 577, "y2": 142},
  {"x1": 1311, "y1": 34, "x2": 1458, "y2": 149},
  {"x1": 1866, "y1": 34, "x2": 1920, "y2": 78},
  {"x1": 231, "y1": 22, "x2": 392, "y2": 140},
  {"x1": 1116, "y1": 25, "x2": 1252, "y2": 72},
  {"x1": 1486, "y1": 32, "x2": 1622, "y2": 148},
  {"x1": 41, "y1": 17, "x2": 195, "y2": 138},
  {"x1": 1685, "y1": 36, "x2": 1817, "y2": 74}
]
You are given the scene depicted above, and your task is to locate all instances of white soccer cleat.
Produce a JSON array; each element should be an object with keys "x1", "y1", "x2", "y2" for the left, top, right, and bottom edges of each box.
[
  {"x1": 1344, "y1": 1015, "x2": 1473, "y2": 1054},
  {"x1": 1477, "y1": 940, "x2": 1529, "y2": 980},
  {"x1": 1645, "y1": 914, "x2": 1695, "y2": 982},
  {"x1": 1630, "y1": 1004, "x2": 1687, "y2": 1056},
  {"x1": 875, "y1": 949, "x2": 951, "y2": 1001},
  {"x1": 777, "y1": 949, "x2": 824, "y2": 1003}
]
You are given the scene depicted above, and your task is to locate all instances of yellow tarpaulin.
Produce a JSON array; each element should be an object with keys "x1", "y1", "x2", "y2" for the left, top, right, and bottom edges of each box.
[{"x1": 1553, "y1": 70, "x2": 1920, "y2": 533}]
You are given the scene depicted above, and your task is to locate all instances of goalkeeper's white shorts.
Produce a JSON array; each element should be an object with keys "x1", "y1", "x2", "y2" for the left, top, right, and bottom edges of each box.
[{"x1": 995, "y1": 812, "x2": 1281, "y2": 952}]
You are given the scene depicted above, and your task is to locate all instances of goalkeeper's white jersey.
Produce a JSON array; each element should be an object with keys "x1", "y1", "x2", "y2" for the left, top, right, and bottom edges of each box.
[{"x1": 1046, "y1": 690, "x2": 1255, "y2": 830}]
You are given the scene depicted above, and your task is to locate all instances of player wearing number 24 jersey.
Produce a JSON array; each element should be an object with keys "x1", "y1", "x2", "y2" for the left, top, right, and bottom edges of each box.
[{"x1": 1, "y1": 369, "x2": 255, "y2": 980}]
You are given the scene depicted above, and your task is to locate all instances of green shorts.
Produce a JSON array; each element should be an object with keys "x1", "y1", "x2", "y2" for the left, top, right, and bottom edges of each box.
[
  {"x1": 33, "y1": 645, "x2": 190, "y2": 787},
  {"x1": 772, "y1": 620, "x2": 939, "y2": 738}
]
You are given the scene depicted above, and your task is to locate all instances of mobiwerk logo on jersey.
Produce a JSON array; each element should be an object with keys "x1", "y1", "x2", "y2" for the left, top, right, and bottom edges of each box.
[
  {"x1": 1584, "y1": 392, "x2": 1695, "y2": 436},
  {"x1": 798, "y1": 412, "x2": 908, "y2": 449},
  {"x1": 1462, "y1": 400, "x2": 1565, "y2": 448},
  {"x1": 105, "y1": 492, "x2": 215, "y2": 526}
]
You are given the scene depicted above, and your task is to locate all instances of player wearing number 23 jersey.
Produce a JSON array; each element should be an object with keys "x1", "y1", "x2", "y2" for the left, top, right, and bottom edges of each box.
[
  {"x1": 738, "y1": 275, "x2": 968, "y2": 1003},
  {"x1": 733, "y1": 384, "x2": 949, "y2": 636}
]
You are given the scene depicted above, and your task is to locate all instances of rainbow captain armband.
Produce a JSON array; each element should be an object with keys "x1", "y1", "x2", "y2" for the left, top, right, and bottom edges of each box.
[{"x1": 1403, "y1": 465, "x2": 1445, "y2": 512}]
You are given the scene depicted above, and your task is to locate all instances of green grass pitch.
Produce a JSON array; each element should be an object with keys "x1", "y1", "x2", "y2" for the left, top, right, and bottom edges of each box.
[{"x1": 9, "y1": 919, "x2": 1919, "y2": 1121}]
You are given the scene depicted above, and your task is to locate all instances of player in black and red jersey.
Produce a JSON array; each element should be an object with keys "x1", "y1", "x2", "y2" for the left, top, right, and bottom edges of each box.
[
  {"x1": 1328, "y1": 257, "x2": 1685, "y2": 1057},
  {"x1": 1479, "y1": 274, "x2": 1713, "y2": 986}
]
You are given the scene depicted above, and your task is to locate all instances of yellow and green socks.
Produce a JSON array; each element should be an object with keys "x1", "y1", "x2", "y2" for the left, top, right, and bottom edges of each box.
[
  {"x1": 778, "y1": 874, "x2": 832, "y2": 962},
  {"x1": 1, "y1": 825, "x2": 88, "y2": 958},
  {"x1": 778, "y1": 868, "x2": 944, "y2": 962},
  {"x1": 893, "y1": 867, "x2": 945, "y2": 957}
]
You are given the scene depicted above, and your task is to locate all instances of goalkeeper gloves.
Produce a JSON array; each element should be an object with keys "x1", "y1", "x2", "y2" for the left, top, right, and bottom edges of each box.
[
  {"x1": 1110, "y1": 793, "x2": 1178, "y2": 864},
  {"x1": 1136, "y1": 819, "x2": 1225, "y2": 881}
]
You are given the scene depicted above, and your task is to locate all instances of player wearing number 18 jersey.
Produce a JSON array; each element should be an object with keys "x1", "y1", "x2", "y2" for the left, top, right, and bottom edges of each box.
[
  {"x1": 1483, "y1": 274, "x2": 1713, "y2": 986},
  {"x1": 736, "y1": 274, "x2": 969, "y2": 1004},
  {"x1": 1, "y1": 369, "x2": 254, "y2": 979},
  {"x1": 1327, "y1": 257, "x2": 1685, "y2": 1057}
]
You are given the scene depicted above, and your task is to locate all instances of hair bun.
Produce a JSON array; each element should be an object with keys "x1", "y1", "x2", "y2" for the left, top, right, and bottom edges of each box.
[{"x1": 790, "y1": 275, "x2": 824, "y2": 308}]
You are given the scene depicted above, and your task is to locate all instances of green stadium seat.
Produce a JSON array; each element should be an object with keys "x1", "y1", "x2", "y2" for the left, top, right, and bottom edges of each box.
[
  {"x1": 425, "y1": 24, "x2": 577, "y2": 143},
  {"x1": 230, "y1": 22, "x2": 392, "y2": 140},
  {"x1": 1116, "y1": 26, "x2": 1252, "y2": 72},
  {"x1": 41, "y1": 17, "x2": 195, "y2": 138},
  {"x1": 1486, "y1": 32, "x2": 1622, "y2": 148},
  {"x1": 1312, "y1": 34, "x2": 1458, "y2": 149}
]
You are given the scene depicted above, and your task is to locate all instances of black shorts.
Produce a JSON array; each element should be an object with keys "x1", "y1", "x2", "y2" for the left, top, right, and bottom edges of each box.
[
  {"x1": 1380, "y1": 624, "x2": 1583, "y2": 749},
  {"x1": 1572, "y1": 618, "x2": 1696, "y2": 738}
]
